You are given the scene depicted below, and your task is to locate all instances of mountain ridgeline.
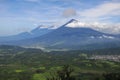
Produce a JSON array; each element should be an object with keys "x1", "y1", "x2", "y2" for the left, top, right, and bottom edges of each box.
[
  {"x1": 0, "y1": 19, "x2": 120, "y2": 50},
  {"x1": 0, "y1": 25, "x2": 53, "y2": 42}
]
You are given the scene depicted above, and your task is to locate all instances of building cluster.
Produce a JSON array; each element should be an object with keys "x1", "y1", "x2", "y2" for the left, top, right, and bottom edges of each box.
[{"x1": 89, "y1": 55, "x2": 120, "y2": 62}]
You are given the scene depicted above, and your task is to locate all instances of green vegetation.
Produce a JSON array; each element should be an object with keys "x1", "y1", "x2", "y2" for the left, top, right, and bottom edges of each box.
[{"x1": 0, "y1": 45, "x2": 120, "y2": 80}]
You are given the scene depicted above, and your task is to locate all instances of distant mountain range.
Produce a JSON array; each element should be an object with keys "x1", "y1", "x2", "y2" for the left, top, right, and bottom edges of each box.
[
  {"x1": 0, "y1": 19, "x2": 120, "y2": 51},
  {"x1": 0, "y1": 25, "x2": 53, "y2": 42}
]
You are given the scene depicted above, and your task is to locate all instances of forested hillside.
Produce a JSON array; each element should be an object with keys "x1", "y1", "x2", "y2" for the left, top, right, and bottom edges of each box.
[{"x1": 0, "y1": 45, "x2": 120, "y2": 80}]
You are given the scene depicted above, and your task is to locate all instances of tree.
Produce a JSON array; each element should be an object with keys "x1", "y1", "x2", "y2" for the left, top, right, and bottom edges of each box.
[
  {"x1": 46, "y1": 65, "x2": 75, "y2": 80},
  {"x1": 103, "y1": 73, "x2": 120, "y2": 80}
]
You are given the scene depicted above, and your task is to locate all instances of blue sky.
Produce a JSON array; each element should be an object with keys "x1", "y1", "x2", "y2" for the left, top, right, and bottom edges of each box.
[{"x1": 0, "y1": 0, "x2": 120, "y2": 36}]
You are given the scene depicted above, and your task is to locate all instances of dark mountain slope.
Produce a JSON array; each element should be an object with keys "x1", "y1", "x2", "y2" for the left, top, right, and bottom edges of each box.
[{"x1": 14, "y1": 19, "x2": 120, "y2": 50}]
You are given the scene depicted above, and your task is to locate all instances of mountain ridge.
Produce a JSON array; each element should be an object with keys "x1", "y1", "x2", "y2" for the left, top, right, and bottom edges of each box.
[
  {"x1": 0, "y1": 19, "x2": 120, "y2": 50},
  {"x1": 13, "y1": 19, "x2": 120, "y2": 50},
  {"x1": 0, "y1": 25, "x2": 53, "y2": 42}
]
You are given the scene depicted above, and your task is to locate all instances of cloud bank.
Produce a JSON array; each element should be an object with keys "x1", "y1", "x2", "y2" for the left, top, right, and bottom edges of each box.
[{"x1": 66, "y1": 20, "x2": 120, "y2": 34}]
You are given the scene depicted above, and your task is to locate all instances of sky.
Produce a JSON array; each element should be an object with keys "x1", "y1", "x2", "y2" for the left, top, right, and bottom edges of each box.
[{"x1": 0, "y1": 0, "x2": 120, "y2": 36}]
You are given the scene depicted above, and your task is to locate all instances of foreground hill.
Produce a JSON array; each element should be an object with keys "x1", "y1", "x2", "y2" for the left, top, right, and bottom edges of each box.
[{"x1": 0, "y1": 45, "x2": 120, "y2": 80}]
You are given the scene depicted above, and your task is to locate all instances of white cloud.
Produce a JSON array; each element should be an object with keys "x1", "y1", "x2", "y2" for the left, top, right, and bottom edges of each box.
[
  {"x1": 62, "y1": 8, "x2": 77, "y2": 17},
  {"x1": 79, "y1": 2, "x2": 120, "y2": 18},
  {"x1": 66, "y1": 20, "x2": 120, "y2": 34}
]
